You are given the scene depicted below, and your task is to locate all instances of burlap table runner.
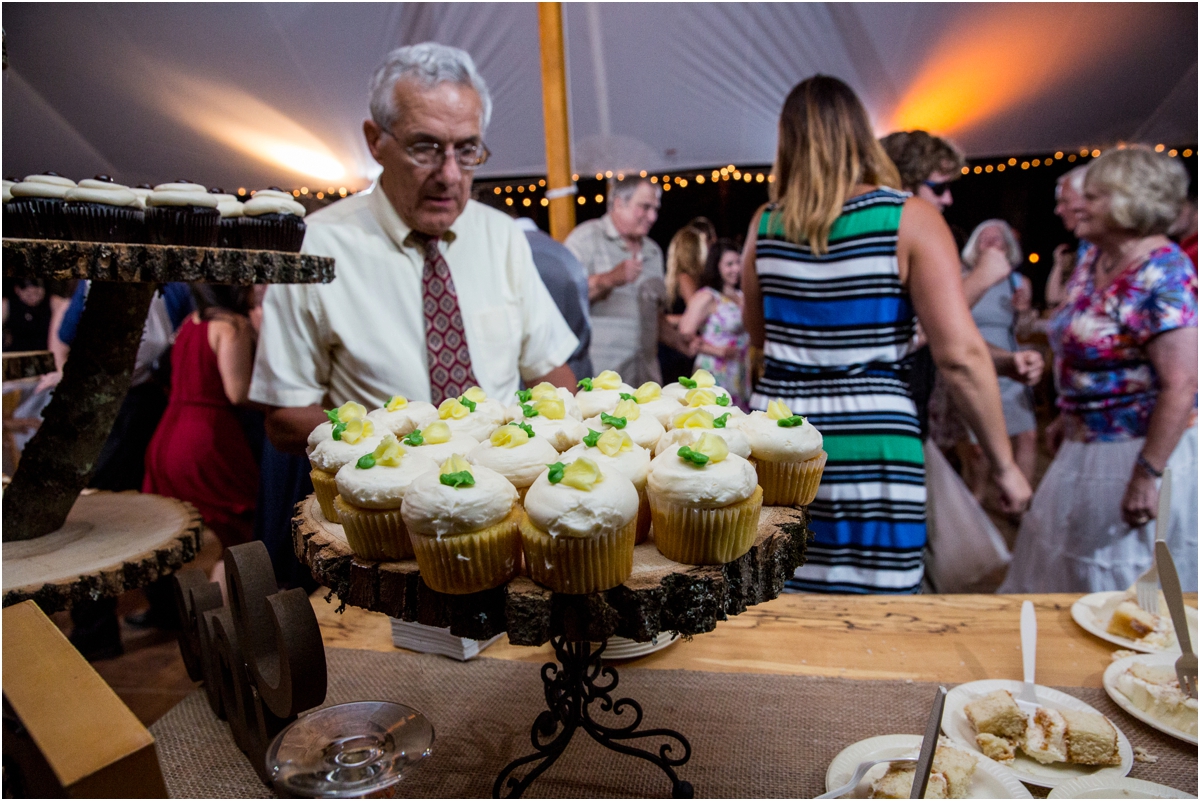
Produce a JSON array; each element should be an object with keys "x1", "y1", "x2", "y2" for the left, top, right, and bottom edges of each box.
[{"x1": 150, "y1": 647, "x2": 1197, "y2": 798}]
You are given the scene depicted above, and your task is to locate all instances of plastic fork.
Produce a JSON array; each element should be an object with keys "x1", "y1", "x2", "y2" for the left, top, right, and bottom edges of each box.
[
  {"x1": 1155, "y1": 540, "x2": 1197, "y2": 699},
  {"x1": 1016, "y1": 600, "x2": 1040, "y2": 714},
  {"x1": 1135, "y1": 468, "x2": 1172, "y2": 614},
  {"x1": 817, "y1": 757, "x2": 918, "y2": 799}
]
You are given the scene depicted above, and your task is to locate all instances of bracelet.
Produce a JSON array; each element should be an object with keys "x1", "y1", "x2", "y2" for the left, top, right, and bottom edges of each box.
[{"x1": 1136, "y1": 453, "x2": 1164, "y2": 478}]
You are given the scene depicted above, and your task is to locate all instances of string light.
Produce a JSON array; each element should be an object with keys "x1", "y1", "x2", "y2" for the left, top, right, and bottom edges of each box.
[
  {"x1": 237, "y1": 187, "x2": 246, "y2": 196},
  {"x1": 1186, "y1": 149, "x2": 1194, "y2": 158},
  {"x1": 663, "y1": 183, "x2": 671, "y2": 191},
  {"x1": 316, "y1": 191, "x2": 324, "y2": 199},
  {"x1": 1156, "y1": 144, "x2": 1166, "y2": 152},
  {"x1": 493, "y1": 187, "x2": 502, "y2": 194},
  {"x1": 639, "y1": 170, "x2": 647, "y2": 178},
  {"x1": 1068, "y1": 154, "x2": 1077, "y2": 162},
  {"x1": 522, "y1": 198, "x2": 531, "y2": 207},
  {"x1": 577, "y1": 196, "x2": 585, "y2": 205},
  {"x1": 697, "y1": 175, "x2": 706, "y2": 184},
  {"x1": 604, "y1": 171, "x2": 613, "y2": 179},
  {"x1": 1169, "y1": 149, "x2": 1178, "y2": 157},
  {"x1": 594, "y1": 194, "x2": 603, "y2": 203},
  {"x1": 505, "y1": 197, "x2": 513, "y2": 206},
  {"x1": 540, "y1": 198, "x2": 549, "y2": 206},
  {"x1": 1029, "y1": 253, "x2": 1040, "y2": 264},
  {"x1": 517, "y1": 185, "x2": 524, "y2": 193},
  {"x1": 300, "y1": 187, "x2": 308, "y2": 194}
]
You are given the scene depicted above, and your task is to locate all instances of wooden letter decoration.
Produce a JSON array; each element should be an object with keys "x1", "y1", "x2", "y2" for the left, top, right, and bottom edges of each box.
[{"x1": 172, "y1": 541, "x2": 327, "y2": 783}]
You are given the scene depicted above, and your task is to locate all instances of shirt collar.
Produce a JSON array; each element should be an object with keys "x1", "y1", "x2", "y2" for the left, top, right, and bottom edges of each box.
[
  {"x1": 368, "y1": 181, "x2": 459, "y2": 253},
  {"x1": 514, "y1": 216, "x2": 539, "y2": 233},
  {"x1": 602, "y1": 213, "x2": 622, "y2": 241}
]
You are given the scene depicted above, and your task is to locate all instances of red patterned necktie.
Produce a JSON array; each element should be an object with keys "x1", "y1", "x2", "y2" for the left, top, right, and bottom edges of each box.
[{"x1": 413, "y1": 233, "x2": 477, "y2": 405}]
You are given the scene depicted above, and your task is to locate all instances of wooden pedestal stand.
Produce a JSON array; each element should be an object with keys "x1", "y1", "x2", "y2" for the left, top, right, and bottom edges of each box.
[
  {"x1": 293, "y1": 495, "x2": 809, "y2": 797},
  {"x1": 0, "y1": 238, "x2": 333, "y2": 609}
]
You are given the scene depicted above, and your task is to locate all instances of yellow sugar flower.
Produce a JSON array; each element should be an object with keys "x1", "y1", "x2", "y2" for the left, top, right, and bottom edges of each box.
[
  {"x1": 423, "y1": 422, "x2": 452, "y2": 444},
  {"x1": 690, "y1": 369, "x2": 716, "y2": 388},
  {"x1": 372, "y1": 434, "x2": 405, "y2": 467},
  {"x1": 766, "y1": 399, "x2": 794, "y2": 420},
  {"x1": 529, "y1": 382, "x2": 559, "y2": 401},
  {"x1": 596, "y1": 428, "x2": 633, "y2": 456},
  {"x1": 684, "y1": 388, "x2": 717, "y2": 408},
  {"x1": 692, "y1": 432, "x2": 728, "y2": 463},
  {"x1": 593, "y1": 370, "x2": 622, "y2": 390},
  {"x1": 438, "y1": 398, "x2": 471, "y2": 420},
  {"x1": 337, "y1": 401, "x2": 367, "y2": 421},
  {"x1": 561, "y1": 457, "x2": 603, "y2": 491},
  {"x1": 384, "y1": 394, "x2": 408, "y2": 412},
  {"x1": 462, "y1": 386, "x2": 488, "y2": 404},
  {"x1": 532, "y1": 398, "x2": 565, "y2": 420},
  {"x1": 440, "y1": 453, "x2": 473, "y2": 477},
  {"x1": 673, "y1": 409, "x2": 715, "y2": 429},
  {"x1": 340, "y1": 417, "x2": 374, "y2": 444},
  {"x1": 490, "y1": 425, "x2": 531, "y2": 448},
  {"x1": 613, "y1": 399, "x2": 641, "y2": 420},
  {"x1": 633, "y1": 381, "x2": 662, "y2": 403}
]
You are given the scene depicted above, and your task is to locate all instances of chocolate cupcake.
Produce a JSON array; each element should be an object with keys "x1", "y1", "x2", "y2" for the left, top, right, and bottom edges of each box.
[
  {"x1": 209, "y1": 188, "x2": 244, "y2": 248},
  {"x1": 144, "y1": 181, "x2": 219, "y2": 246},
  {"x1": 3, "y1": 178, "x2": 18, "y2": 239},
  {"x1": 63, "y1": 176, "x2": 142, "y2": 243},
  {"x1": 2, "y1": 179, "x2": 16, "y2": 203},
  {"x1": 7, "y1": 173, "x2": 76, "y2": 239},
  {"x1": 240, "y1": 188, "x2": 306, "y2": 251}
]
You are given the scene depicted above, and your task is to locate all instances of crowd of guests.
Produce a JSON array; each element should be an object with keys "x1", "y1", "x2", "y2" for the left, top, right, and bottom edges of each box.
[{"x1": 6, "y1": 42, "x2": 1195, "y2": 659}]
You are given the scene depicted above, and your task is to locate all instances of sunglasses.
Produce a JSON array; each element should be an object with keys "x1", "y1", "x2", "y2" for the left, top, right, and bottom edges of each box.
[{"x1": 923, "y1": 180, "x2": 952, "y2": 196}]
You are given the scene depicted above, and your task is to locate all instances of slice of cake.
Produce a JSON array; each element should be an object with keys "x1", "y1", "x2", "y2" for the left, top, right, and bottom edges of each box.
[
  {"x1": 1116, "y1": 662, "x2": 1199, "y2": 736},
  {"x1": 975, "y1": 732, "x2": 1016, "y2": 763},
  {"x1": 869, "y1": 742, "x2": 977, "y2": 799},
  {"x1": 964, "y1": 689, "x2": 1027, "y2": 740},
  {"x1": 1022, "y1": 707, "x2": 1069, "y2": 764},
  {"x1": 1106, "y1": 595, "x2": 1175, "y2": 649},
  {"x1": 1060, "y1": 708, "x2": 1121, "y2": 766}
]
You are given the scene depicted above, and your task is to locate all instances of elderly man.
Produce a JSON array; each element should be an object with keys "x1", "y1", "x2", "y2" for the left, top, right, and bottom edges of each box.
[
  {"x1": 564, "y1": 176, "x2": 665, "y2": 384},
  {"x1": 251, "y1": 43, "x2": 578, "y2": 454}
]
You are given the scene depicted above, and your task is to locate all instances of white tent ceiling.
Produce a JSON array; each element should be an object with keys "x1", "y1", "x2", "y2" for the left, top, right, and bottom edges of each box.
[{"x1": 3, "y1": 3, "x2": 1196, "y2": 192}]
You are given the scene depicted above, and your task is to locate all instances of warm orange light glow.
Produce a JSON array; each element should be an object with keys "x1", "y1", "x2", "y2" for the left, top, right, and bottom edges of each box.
[
  {"x1": 1091, "y1": 150, "x2": 1101, "y2": 157},
  {"x1": 1032, "y1": 159, "x2": 1040, "y2": 166},
  {"x1": 961, "y1": 166, "x2": 970, "y2": 175},
  {"x1": 1169, "y1": 149, "x2": 1179, "y2": 157},
  {"x1": 577, "y1": 196, "x2": 586, "y2": 204},
  {"x1": 541, "y1": 198, "x2": 549, "y2": 206},
  {"x1": 663, "y1": 183, "x2": 672, "y2": 191},
  {"x1": 1185, "y1": 150, "x2": 1194, "y2": 158},
  {"x1": 594, "y1": 194, "x2": 604, "y2": 202},
  {"x1": 1054, "y1": 152, "x2": 1064, "y2": 159},
  {"x1": 1029, "y1": 253, "x2": 1040, "y2": 263},
  {"x1": 985, "y1": 165, "x2": 993, "y2": 173},
  {"x1": 1068, "y1": 154, "x2": 1077, "y2": 162},
  {"x1": 1155, "y1": 144, "x2": 1166, "y2": 152},
  {"x1": 493, "y1": 187, "x2": 501, "y2": 195},
  {"x1": 523, "y1": 198, "x2": 531, "y2": 207},
  {"x1": 697, "y1": 175, "x2": 706, "y2": 184},
  {"x1": 506, "y1": 198, "x2": 513, "y2": 206},
  {"x1": 997, "y1": 164, "x2": 1006, "y2": 171}
]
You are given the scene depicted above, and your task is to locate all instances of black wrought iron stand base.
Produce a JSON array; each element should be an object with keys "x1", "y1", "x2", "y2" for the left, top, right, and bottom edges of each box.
[{"x1": 493, "y1": 635, "x2": 693, "y2": 798}]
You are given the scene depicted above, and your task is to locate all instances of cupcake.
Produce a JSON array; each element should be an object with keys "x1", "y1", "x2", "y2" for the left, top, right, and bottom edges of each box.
[
  {"x1": 562, "y1": 428, "x2": 652, "y2": 544},
  {"x1": 210, "y1": 189, "x2": 244, "y2": 248},
  {"x1": 130, "y1": 184, "x2": 154, "y2": 209},
  {"x1": 366, "y1": 393, "x2": 438, "y2": 437},
  {"x1": 241, "y1": 188, "x2": 307, "y2": 251},
  {"x1": 621, "y1": 381, "x2": 683, "y2": 428},
  {"x1": 63, "y1": 177, "x2": 142, "y2": 243},
  {"x1": 514, "y1": 395, "x2": 587, "y2": 451},
  {"x1": 402, "y1": 455, "x2": 522, "y2": 594},
  {"x1": 3, "y1": 179, "x2": 16, "y2": 203},
  {"x1": 145, "y1": 181, "x2": 220, "y2": 246},
  {"x1": 648, "y1": 433, "x2": 763, "y2": 565},
  {"x1": 582, "y1": 398, "x2": 665, "y2": 452},
  {"x1": 8, "y1": 173, "x2": 76, "y2": 239},
  {"x1": 398, "y1": 421, "x2": 479, "y2": 464},
  {"x1": 436, "y1": 389, "x2": 504, "y2": 442},
  {"x1": 466, "y1": 421, "x2": 560, "y2": 500},
  {"x1": 656, "y1": 408, "x2": 751, "y2": 459},
  {"x1": 308, "y1": 406, "x2": 381, "y2": 523},
  {"x1": 308, "y1": 400, "x2": 370, "y2": 455},
  {"x1": 334, "y1": 434, "x2": 438, "y2": 561},
  {"x1": 670, "y1": 387, "x2": 746, "y2": 427},
  {"x1": 738, "y1": 400, "x2": 826, "y2": 506},
  {"x1": 662, "y1": 368, "x2": 718, "y2": 403},
  {"x1": 574, "y1": 370, "x2": 636, "y2": 419},
  {"x1": 507, "y1": 381, "x2": 581, "y2": 421},
  {"x1": 520, "y1": 457, "x2": 639, "y2": 594}
]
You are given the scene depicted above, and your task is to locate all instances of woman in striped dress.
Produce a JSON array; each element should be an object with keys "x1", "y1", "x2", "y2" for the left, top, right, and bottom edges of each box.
[{"x1": 743, "y1": 76, "x2": 1031, "y2": 593}]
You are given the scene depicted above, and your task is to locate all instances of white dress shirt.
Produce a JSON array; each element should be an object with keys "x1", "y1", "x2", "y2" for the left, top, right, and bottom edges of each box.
[{"x1": 249, "y1": 185, "x2": 577, "y2": 409}]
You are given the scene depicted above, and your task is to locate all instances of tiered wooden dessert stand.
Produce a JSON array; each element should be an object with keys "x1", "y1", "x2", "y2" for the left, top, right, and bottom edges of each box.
[
  {"x1": 1, "y1": 238, "x2": 333, "y2": 612},
  {"x1": 294, "y1": 495, "x2": 810, "y2": 797}
]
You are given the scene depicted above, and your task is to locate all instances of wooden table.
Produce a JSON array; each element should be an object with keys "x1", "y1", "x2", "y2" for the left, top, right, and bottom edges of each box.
[{"x1": 312, "y1": 590, "x2": 1198, "y2": 689}]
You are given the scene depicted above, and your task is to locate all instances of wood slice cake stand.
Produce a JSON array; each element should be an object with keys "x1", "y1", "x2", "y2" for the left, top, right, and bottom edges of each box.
[{"x1": 293, "y1": 494, "x2": 810, "y2": 798}]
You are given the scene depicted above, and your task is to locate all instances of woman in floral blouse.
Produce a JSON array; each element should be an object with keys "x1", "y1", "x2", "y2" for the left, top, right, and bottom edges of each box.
[{"x1": 1003, "y1": 147, "x2": 1197, "y2": 593}]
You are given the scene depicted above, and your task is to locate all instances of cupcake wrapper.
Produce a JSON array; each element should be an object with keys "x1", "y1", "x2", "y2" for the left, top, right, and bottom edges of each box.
[
  {"x1": 335, "y1": 497, "x2": 413, "y2": 561},
  {"x1": 751, "y1": 451, "x2": 827, "y2": 506},
  {"x1": 519, "y1": 512, "x2": 636, "y2": 595},
  {"x1": 218, "y1": 217, "x2": 242, "y2": 248},
  {"x1": 240, "y1": 213, "x2": 306, "y2": 252},
  {"x1": 635, "y1": 486, "x2": 651, "y2": 545},
  {"x1": 410, "y1": 507, "x2": 522, "y2": 595},
  {"x1": 64, "y1": 202, "x2": 143, "y2": 244},
  {"x1": 309, "y1": 469, "x2": 340, "y2": 523},
  {"x1": 145, "y1": 205, "x2": 219, "y2": 247},
  {"x1": 7, "y1": 197, "x2": 69, "y2": 240},
  {"x1": 649, "y1": 485, "x2": 763, "y2": 565}
]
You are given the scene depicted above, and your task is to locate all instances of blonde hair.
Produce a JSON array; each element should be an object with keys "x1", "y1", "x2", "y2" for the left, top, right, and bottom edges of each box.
[
  {"x1": 771, "y1": 75, "x2": 901, "y2": 254},
  {"x1": 1085, "y1": 146, "x2": 1188, "y2": 236},
  {"x1": 961, "y1": 219, "x2": 1022, "y2": 269},
  {"x1": 665, "y1": 226, "x2": 708, "y2": 306}
]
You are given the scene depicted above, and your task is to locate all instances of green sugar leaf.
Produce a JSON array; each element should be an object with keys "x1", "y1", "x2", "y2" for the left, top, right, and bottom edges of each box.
[
  {"x1": 402, "y1": 429, "x2": 424, "y2": 446},
  {"x1": 546, "y1": 462, "x2": 566, "y2": 484},
  {"x1": 713, "y1": 413, "x2": 731, "y2": 429},
  {"x1": 619, "y1": 392, "x2": 636, "y2": 401},
  {"x1": 678, "y1": 376, "x2": 697, "y2": 389},
  {"x1": 439, "y1": 470, "x2": 475, "y2": 488},
  {"x1": 458, "y1": 396, "x2": 477, "y2": 412},
  {"x1": 776, "y1": 415, "x2": 807, "y2": 428},
  {"x1": 356, "y1": 453, "x2": 377, "y2": 469},
  {"x1": 577, "y1": 377, "x2": 594, "y2": 392},
  {"x1": 715, "y1": 394, "x2": 731, "y2": 407},
  {"x1": 599, "y1": 413, "x2": 627, "y2": 429},
  {"x1": 324, "y1": 408, "x2": 340, "y2": 424},
  {"x1": 331, "y1": 421, "x2": 348, "y2": 441},
  {"x1": 677, "y1": 446, "x2": 709, "y2": 466},
  {"x1": 521, "y1": 403, "x2": 539, "y2": 418},
  {"x1": 512, "y1": 421, "x2": 535, "y2": 437},
  {"x1": 582, "y1": 428, "x2": 603, "y2": 448},
  {"x1": 515, "y1": 389, "x2": 532, "y2": 403}
]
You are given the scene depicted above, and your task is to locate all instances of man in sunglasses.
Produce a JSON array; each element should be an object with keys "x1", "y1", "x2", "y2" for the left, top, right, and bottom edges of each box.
[{"x1": 251, "y1": 42, "x2": 578, "y2": 456}]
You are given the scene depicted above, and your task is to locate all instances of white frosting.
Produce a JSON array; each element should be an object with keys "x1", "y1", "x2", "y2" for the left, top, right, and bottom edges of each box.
[
  {"x1": 581, "y1": 413, "x2": 665, "y2": 451},
  {"x1": 466, "y1": 436, "x2": 560, "y2": 489},
  {"x1": 366, "y1": 402, "x2": 439, "y2": 436},
  {"x1": 401, "y1": 463, "x2": 517, "y2": 538},
  {"x1": 637, "y1": 396, "x2": 684, "y2": 427},
  {"x1": 560, "y1": 442, "x2": 650, "y2": 490},
  {"x1": 217, "y1": 199, "x2": 244, "y2": 218},
  {"x1": 130, "y1": 187, "x2": 153, "y2": 208},
  {"x1": 308, "y1": 435, "x2": 383, "y2": 473},
  {"x1": 243, "y1": 194, "x2": 307, "y2": 217},
  {"x1": 444, "y1": 410, "x2": 502, "y2": 442},
  {"x1": 647, "y1": 445, "x2": 758, "y2": 508},
  {"x1": 2, "y1": 180, "x2": 14, "y2": 202},
  {"x1": 64, "y1": 182, "x2": 138, "y2": 207},
  {"x1": 405, "y1": 433, "x2": 480, "y2": 464},
  {"x1": 669, "y1": 405, "x2": 745, "y2": 429},
  {"x1": 655, "y1": 426, "x2": 751, "y2": 459},
  {"x1": 575, "y1": 383, "x2": 635, "y2": 419},
  {"x1": 307, "y1": 421, "x2": 334, "y2": 454},
  {"x1": 737, "y1": 411, "x2": 823, "y2": 462},
  {"x1": 1116, "y1": 663, "x2": 1198, "y2": 736},
  {"x1": 148, "y1": 188, "x2": 219, "y2": 208},
  {"x1": 21, "y1": 174, "x2": 76, "y2": 188},
  {"x1": 523, "y1": 466, "x2": 639, "y2": 538},
  {"x1": 10, "y1": 180, "x2": 72, "y2": 199},
  {"x1": 251, "y1": 189, "x2": 295, "y2": 200},
  {"x1": 335, "y1": 451, "x2": 438, "y2": 509},
  {"x1": 1022, "y1": 708, "x2": 1067, "y2": 764},
  {"x1": 661, "y1": 381, "x2": 701, "y2": 402},
  {"x1": 526, "y1": 415, "x2": 587, "y2": 452},
  {"x1": 505, "y1": 387, "x2": 582, "y2": 421}
]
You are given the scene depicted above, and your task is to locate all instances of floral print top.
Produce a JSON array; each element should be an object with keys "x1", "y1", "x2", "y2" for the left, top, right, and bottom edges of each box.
[{"x1": 1049, "y1": 243, "x2": 1197, "y2": 441}]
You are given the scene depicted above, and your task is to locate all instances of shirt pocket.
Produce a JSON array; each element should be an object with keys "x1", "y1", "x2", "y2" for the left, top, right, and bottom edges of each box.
[{"x1": 468, "y1": 304, "x2": 521, "y2": 391}]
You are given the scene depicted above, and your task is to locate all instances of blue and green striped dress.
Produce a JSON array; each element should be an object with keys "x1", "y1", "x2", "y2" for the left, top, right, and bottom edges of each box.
[{"x1": 751, "y1": 188, "x2": 925, "y2": 594}]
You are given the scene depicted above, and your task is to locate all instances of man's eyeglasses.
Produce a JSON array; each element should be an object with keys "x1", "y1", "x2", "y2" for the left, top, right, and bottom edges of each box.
[
  {"x1": 923, "y1": 179, "x2": 952, "y2": 196},
  {"x1": 385, "y1": 131, "x2": 490, "y2": 170}
]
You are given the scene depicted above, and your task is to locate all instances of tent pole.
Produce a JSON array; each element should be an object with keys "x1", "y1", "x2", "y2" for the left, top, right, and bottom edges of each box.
[{"x1": 538, "y1": 2, "x2": 575, "y2": 241}]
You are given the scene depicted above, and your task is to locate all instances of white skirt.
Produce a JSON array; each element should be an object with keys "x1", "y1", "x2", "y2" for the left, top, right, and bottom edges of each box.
[{"x1": 999, "y1": 427, "x2": 1197, "y2": 594}]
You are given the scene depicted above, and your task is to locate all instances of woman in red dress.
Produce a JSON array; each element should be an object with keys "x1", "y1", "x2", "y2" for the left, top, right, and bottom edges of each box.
[{"x1": 143, "y1": 285, "x2": 259, "y2": 547}]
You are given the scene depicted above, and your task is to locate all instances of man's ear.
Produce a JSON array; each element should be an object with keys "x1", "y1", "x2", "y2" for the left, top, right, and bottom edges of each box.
[{"x1": 364, "y1": 119, "x2": 385, "y2": 164}]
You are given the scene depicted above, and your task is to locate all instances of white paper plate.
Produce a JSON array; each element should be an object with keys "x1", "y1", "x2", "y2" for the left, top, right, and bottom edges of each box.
[
  {"x1": 598, "y1": 632, "x2": 679, "y2": 660},
  {"x1": 943, "y1": 680, "x2": 1133, "y2": 788},
  {"x1": 1070, "y1": 591, "x2": 1197, "y2": 654},
  {"x1": 1048, "y1": 775, "x2": 1196, "y2": 798},
  {"x1": 824, "y1": 734, "x2": 1032, "y2": 798},
  {"x1": 1103, "y1": 652, "x2": 1198, "y2": 745}
]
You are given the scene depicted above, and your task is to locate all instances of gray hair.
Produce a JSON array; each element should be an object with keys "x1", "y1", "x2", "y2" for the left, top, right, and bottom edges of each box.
[
  {"x1": 369, "y1": 43, "x2": 492, "y2": 133},
  {"x1": 1055, "y1": 164, "x2": 1087, "y2": 198},
  {"x1": 609, "y1": 175, "x2": 661, "y2": 207},
  {"x1": 961, "y1": 219, "x2": 1022, "y2": 269},
  {"x1": 1085, "y1": 146, "x2": 1188, "y2": 236}
]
